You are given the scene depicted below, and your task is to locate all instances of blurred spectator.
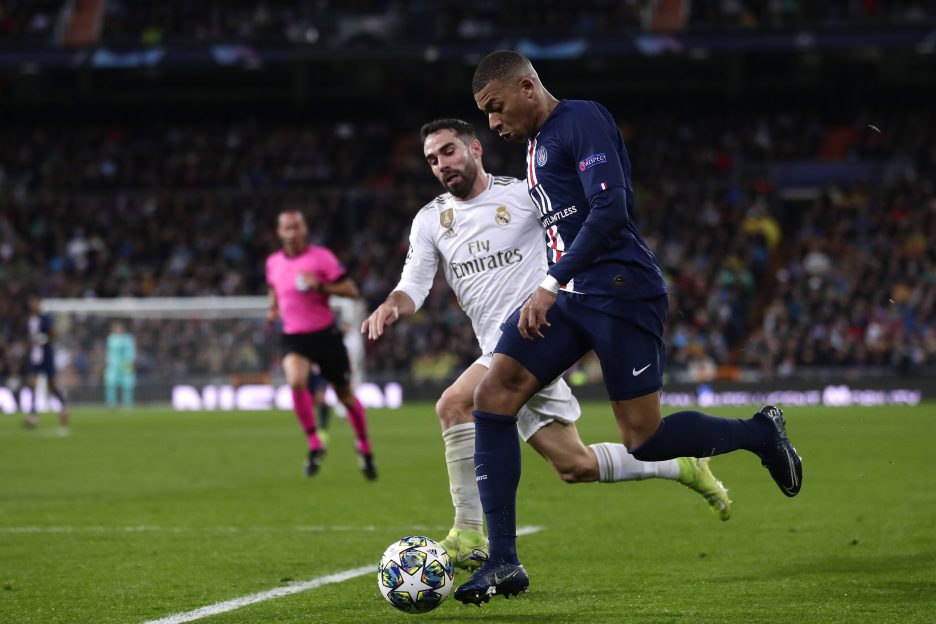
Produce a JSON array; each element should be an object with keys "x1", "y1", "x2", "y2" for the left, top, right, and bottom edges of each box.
[
  {"x1": 96, "y1": 0, "x2": 936, "y2": 46},
  {"x1": 0, "y1": 0, "x2": 64, "y2": 45}
]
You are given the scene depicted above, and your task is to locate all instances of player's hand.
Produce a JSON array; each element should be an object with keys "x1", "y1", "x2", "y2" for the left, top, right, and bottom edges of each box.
[
  {"x1": 518, "y1": 288, "x2": 556, "y2": 340},
  {"x1": 361, "y1": 303, "x2": 401, "y2": 341},
  {"x1": 296, "y1": 272, "x2": 320, "y2": 292},
  {"x1": 266, "y1": 307, "x2": 279, "y2": 323}
]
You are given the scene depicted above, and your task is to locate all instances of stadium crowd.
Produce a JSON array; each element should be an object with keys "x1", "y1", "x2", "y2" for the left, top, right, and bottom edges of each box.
[
  {"x1": 1, "y1": 105, "x2": 933, "y2": 389},
  {"x1": 6, "y1": 1, "x2": 935, "y2": 46}
]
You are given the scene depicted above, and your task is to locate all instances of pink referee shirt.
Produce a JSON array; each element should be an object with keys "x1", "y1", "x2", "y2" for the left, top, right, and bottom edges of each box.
[{"x1": 266, "y1": 245, "x2": 346, "y2": 334}]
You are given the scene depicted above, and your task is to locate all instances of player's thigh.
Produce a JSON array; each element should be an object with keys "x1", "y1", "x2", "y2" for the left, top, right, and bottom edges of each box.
[
  {"x1": 582, "y1": 297, "x2": 666, "y2": 402},
  {"x1": 492, "y1": 297, "x2": 591, "y2": 394},
  {"x1": 282, "y1": 353, "x2": 312, "y2": 387},
  {"x1": 517, "y1": 376, "x2": 581, "y2": 441},
  {"x1": 475, "y1": 354, "x2": 543, "y2": 416},
  {"x1": 437, "y1": 362, "x2": 488, "y2": 429}
]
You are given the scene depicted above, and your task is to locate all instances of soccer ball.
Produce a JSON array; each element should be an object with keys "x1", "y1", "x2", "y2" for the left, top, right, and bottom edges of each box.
[{"x1": 377, "y1": 536, "x2": 455, "y2": 613}]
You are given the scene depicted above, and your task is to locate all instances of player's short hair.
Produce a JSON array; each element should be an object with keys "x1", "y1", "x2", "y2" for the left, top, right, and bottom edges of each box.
[
  {"x1": 472, "y1": 50, "x2": 531, "y2": 94},
  {"x1": 419, "y1": 118, "x2": 476, "y2": 145},
  {"x1": 277, "y1": 209, "x2": 306, "y2": 223}
]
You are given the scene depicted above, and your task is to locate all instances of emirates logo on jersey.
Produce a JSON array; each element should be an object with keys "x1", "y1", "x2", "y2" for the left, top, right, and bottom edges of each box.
[{"x1": 494, "y1": 205, "x2": 511, "y2": 226}]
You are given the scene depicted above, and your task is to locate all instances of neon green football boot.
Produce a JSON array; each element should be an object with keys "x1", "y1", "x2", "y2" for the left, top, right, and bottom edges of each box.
[
  {"x1": 438, "y1": 527, "x2": 489, "y2": 571},
  {"x1": 677, "y1": 457, "x2": 732, "y2": 521}
]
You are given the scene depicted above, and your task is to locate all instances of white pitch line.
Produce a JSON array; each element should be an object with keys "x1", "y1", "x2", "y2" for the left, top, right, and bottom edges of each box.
[
  {"x1": 141, "y1": 526, "x2": 543, "y2": 624},
  {"x1": 140, "y1": 565, "x2": 373, "y2": 624}
]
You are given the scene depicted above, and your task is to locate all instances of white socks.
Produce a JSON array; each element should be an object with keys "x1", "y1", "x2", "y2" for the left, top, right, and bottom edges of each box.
[
  {"x1": 589, "y1": 442, "x2": 681, "y2": 482},
  {"x1": 442, "y1": 423, "x2": 483, "y2": 532}
]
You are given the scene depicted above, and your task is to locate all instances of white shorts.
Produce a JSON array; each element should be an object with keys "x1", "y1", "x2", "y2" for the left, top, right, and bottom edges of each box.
[{"x1": 474, "y1": 354, "x2": 581, "y2": 441}]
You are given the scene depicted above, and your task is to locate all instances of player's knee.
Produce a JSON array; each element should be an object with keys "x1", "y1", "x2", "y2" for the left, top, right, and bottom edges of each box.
[
  {"x1": 334, "y1": 384, "x2": 355, "y2": 404},
  {"x1": 473, "y1": 374, "x2": 522, "y2": 414},
  {"x1": 436, "y1": 390, "x2": 471, "y2": 429},
  {"x1": 620, "y1": 423, "x2": 658, "y2": 451},
  {"x1": 554, "y1": 459, "x2": 597, "y2": 484},
  {"x1": 615, "y1": 409, "x2": 661, "y2": 450}
]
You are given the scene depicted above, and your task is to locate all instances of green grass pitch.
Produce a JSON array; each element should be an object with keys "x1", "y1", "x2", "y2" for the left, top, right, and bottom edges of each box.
[{"x1": 1, "y1": 403, "x2": 934, "y2": 623}]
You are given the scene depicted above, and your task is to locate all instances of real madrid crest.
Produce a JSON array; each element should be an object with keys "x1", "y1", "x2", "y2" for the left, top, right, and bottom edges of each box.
[
  {"x1": 495, "y1": 205, "x2": 511, "y2": 226},
  {"x1": 439, "y1": 207, "x2": 454, "y2": 229},
  {"x1": 536, "y1": 145, "x2": 548, "y2": 167}
]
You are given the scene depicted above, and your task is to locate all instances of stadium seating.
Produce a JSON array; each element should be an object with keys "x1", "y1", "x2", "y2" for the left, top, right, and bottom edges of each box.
[{"x1": 1, "y1": 108, "x2": 933, "y2": 385}]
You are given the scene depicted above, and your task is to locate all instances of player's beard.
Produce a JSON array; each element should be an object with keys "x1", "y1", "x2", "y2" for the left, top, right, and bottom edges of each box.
[{"x1": 442, "y1": 160, "x2": 478, "y2": 199}]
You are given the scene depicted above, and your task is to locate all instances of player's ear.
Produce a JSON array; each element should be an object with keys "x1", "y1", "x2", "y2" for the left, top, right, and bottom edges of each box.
[{"x1": 470, "y1": 138, "x2": 483, "y2": 159}]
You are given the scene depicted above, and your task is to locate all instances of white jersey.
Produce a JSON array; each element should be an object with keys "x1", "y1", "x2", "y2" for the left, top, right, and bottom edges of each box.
[{"x1": 394, "y1": 174, "x2": 547, "y2": 355}]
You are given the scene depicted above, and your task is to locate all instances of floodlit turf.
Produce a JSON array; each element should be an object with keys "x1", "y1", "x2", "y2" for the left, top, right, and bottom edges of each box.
[{"x1": 1, "y1": 403, "x2": 934, "y2": 623}]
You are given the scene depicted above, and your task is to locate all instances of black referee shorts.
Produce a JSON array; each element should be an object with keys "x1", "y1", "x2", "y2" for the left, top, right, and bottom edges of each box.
[{"x1": 281, "y1": 325, "x2": 352, "y2": 386}]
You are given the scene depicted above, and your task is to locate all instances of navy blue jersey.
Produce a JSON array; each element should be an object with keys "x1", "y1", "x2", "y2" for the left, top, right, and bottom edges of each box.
[
  {"x1": 27, "y1": 312, "x2": 55, "y2": 373},
  {"x1": 27, "y1": 313, "x2": 53, "y2": 343},
  {"x1": 526, "y1": 99, "x2": 666, "y2": 300}
]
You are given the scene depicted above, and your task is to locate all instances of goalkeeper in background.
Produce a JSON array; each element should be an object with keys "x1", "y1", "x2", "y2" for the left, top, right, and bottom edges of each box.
[{"x1": 104, "y1": 321, "x2": 136, "y2": 409}]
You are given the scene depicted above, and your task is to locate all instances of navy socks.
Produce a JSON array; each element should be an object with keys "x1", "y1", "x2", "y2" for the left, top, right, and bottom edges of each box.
[
  {"x1": 318, "y1": 403, "x2": 331, "y2": 430},
  {"x1": 473, "y1": 409, "x2": 521, "y2": 565},
  {"x1": 630, "y1": 410, "x2": 770, "y2": 461}
]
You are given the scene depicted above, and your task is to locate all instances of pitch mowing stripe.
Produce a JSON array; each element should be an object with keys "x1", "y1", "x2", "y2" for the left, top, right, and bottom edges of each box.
[
  {"x1": 0, "y1": 525, "x2": 453, "y2": 534},
  {"x1": 141, "y1": 526, "x2": 543, "y2": 624}
]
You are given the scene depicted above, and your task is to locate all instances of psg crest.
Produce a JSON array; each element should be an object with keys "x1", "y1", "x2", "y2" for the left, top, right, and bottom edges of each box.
[
  {"x1": 536, "y1": 145, "x2": 548, "y2": 167},
  {"x1": 495, "y1": 205, "x2": 511, "y2": 225},
  {"x1": 439, "y1": 208, "x2": 454, "y2": 229}
]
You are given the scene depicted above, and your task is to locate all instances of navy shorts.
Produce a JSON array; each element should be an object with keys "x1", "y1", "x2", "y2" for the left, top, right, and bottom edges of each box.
[
  {"x1": 26, "y1": 346, "x2": 56, "y2": 379},
  {"x1": 307, "y1": 369, "x2": 328, "y2": 393},
  {"x1": 495, "y1": 292, "x2": 667, "y2": 401}
]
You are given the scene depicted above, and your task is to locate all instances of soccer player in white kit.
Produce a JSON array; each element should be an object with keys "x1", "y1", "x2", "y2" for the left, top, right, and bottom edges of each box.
[{"x1": 362, "y1": 119, "x2": 731, "y2": 568}]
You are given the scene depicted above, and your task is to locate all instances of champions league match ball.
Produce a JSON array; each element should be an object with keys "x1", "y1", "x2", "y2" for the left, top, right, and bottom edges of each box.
[{"x1": 377, "y1": 536, "x2": 455, "y2": 613}]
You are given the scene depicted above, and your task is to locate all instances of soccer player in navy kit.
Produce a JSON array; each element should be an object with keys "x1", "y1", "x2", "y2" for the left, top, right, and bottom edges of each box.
[
  {"x1": 22, "y1": 294, "x2": 69, "y2": 429},
  {"x1": 455, "y1": 50, "x2": 803, "y2": 605}
]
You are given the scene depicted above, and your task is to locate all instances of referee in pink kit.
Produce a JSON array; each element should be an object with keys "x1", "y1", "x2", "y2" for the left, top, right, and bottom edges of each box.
[{"x1": 266, "y1": 210, "x2": 376, "y2": 480}]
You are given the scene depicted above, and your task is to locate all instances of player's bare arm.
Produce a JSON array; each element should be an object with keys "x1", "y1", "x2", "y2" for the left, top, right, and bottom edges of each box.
[
  {"x1": 267, "y1": 289, "x2": 279, "y2": 322},
  {"x1": 320, "y1": 276, "x2": 360, "y2": 299},
  {"x1": 362, "y1": 290, "x2": 416, "y2": 340}
]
